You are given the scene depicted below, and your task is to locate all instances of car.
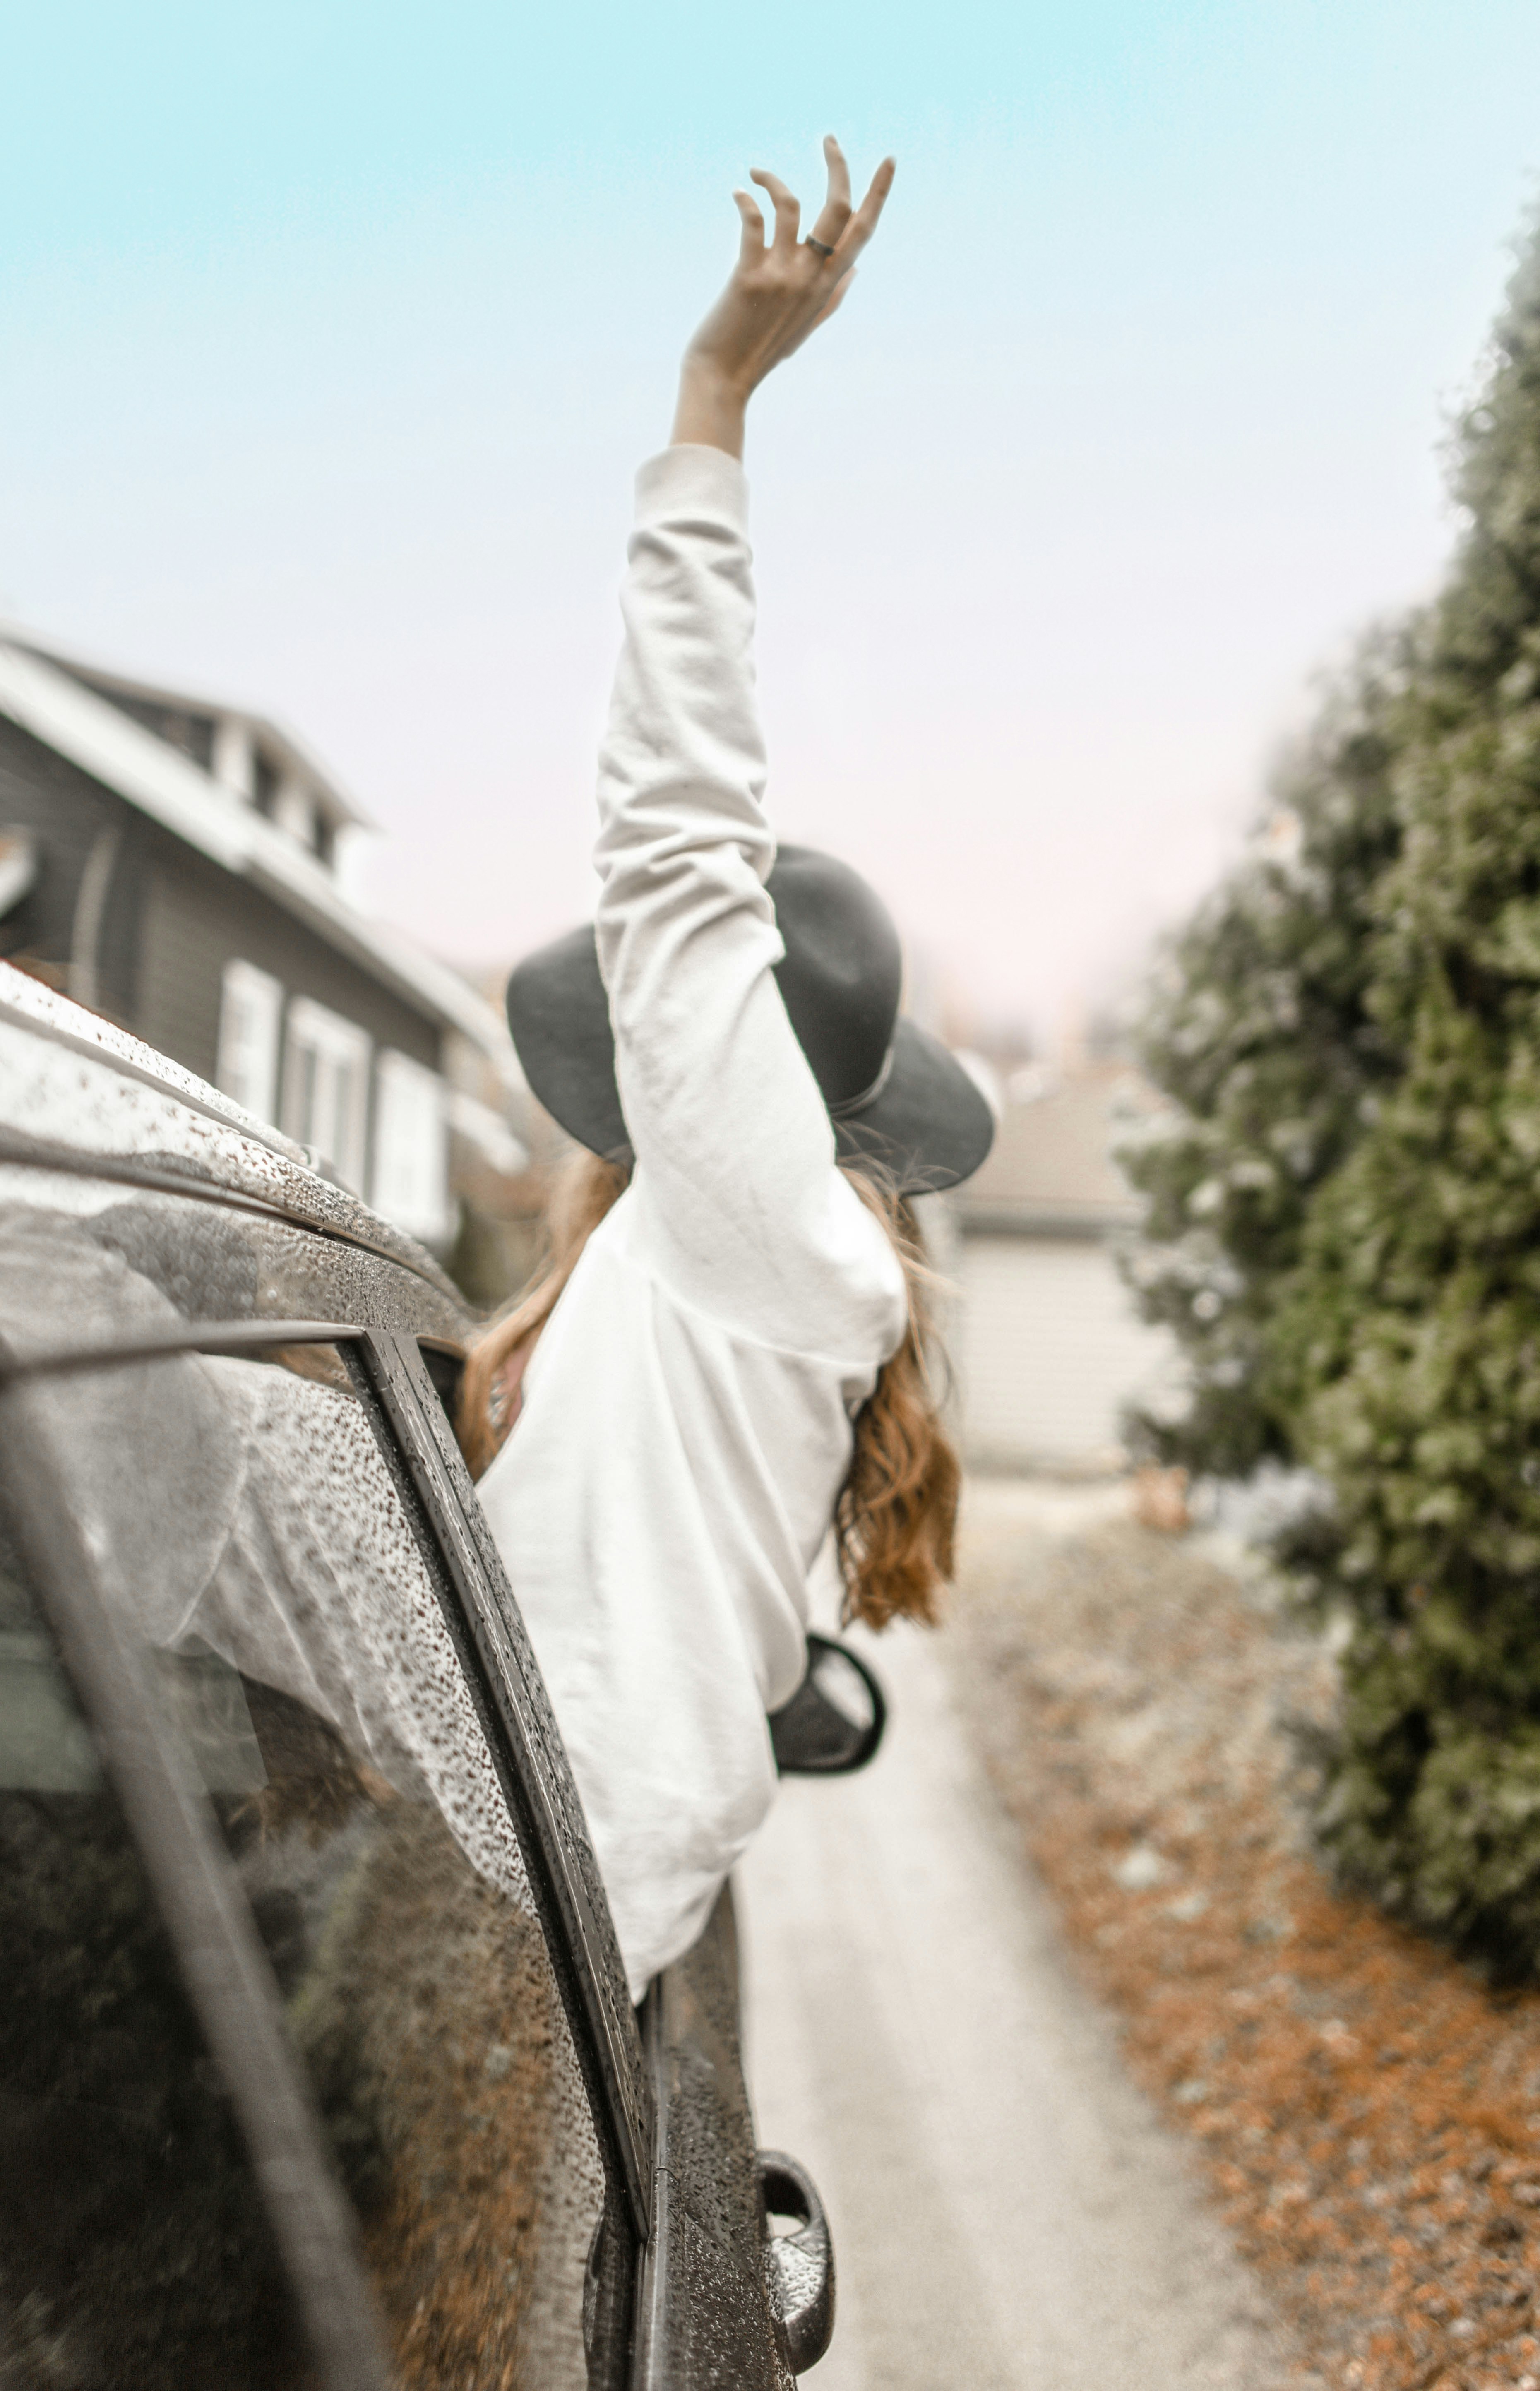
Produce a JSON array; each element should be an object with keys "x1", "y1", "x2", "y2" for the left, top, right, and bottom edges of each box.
[{"x1": 0, "y1": 959, "x2": 876, "y2": 2390}]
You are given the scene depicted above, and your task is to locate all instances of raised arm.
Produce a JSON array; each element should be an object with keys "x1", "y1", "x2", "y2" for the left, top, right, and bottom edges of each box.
[{"x1": 593, "y1": 143, "x2": 901, "y2": 1354}]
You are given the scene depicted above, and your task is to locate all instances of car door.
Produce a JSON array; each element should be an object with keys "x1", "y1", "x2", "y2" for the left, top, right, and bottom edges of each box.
[
  {"x1": 0, "y1": 971, "x2": 829, "y2": 2387},
  {"x1": 0, "y1": 1227, "x2": 816, "y2": 2389}
]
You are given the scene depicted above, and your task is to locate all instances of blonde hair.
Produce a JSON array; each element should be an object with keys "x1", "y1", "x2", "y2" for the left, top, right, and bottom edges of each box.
[
  {"x1": 456, "y1": 1149, "x2": 959, "y2": 1628},
  {"x1": 834, "y1": 1170, "x2": 959, "y2": 1628}
]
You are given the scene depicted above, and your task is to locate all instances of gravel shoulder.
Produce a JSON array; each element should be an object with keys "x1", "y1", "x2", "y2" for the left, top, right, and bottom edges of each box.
[{"x1": 947, "y1": 1478, "x2": 1540, "y2": 2391}]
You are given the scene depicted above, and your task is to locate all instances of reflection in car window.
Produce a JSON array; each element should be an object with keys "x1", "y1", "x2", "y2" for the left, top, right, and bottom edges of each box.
[
  {"x1": 5, "y1": 1336, "x2": 603, "y2": 2389},
  {"x1": 0, "y1": 1528, "x2": 311, "y2": 2390},
  {"x1": 214, "y1": 1667, "x2": 579, "y2": 2385}
]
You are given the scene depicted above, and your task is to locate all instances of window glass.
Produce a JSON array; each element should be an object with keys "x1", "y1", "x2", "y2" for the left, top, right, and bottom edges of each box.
[
  {"x1": 253, "y1": 749, "x2": 279, "y2": 817},
  {"x1": 0, "y1": 1523, "x2": 312, "y2": 2390},
  {"x1": 280, "y1": 998, "x2": 371, "y2": 1192},
  {"x1": 216, "y1": 958, "x2": 284, "y2": 1126},
  {"x1": 371, "y1": 1052, "x2": 450, "y2": 1246},
  {"x1": 5, "y1": 1341, "x2": 604, "y2": 2389}
]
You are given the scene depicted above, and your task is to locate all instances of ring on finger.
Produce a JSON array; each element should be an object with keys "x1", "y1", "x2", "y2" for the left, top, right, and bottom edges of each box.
[{"x1": 805, "y1": 236, "x2": 835, "y2": 259}]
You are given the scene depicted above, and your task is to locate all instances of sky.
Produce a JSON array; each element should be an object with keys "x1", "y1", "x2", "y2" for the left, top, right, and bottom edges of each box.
[{"x1": 6, "y1": 2, "x2": 1540, "y2": 1048}]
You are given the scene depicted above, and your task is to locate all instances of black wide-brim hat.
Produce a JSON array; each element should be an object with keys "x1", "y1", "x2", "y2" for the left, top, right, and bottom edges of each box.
[{"x1": 505, "y1": 845, "x2": 996, "y2": 1197}]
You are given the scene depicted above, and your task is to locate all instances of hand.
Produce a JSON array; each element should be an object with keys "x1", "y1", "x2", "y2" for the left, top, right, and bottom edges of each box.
[{"x1": 672, "y1": 137, "x2": 896, "y2": 458}]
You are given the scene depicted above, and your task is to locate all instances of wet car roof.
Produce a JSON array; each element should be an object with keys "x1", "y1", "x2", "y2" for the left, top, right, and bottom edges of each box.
[{"x1": 0, "y1": 959, "x2": 465, "y2": 1301}]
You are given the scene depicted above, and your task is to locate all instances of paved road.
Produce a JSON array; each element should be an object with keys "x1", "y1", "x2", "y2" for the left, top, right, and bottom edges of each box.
[{"x1": 736, "y1": 1492, "x2": 1309, "y2": 2391}]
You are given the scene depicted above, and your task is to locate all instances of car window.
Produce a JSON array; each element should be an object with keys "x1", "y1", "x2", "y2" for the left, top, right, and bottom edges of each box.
[
  {"x1": 193, "y1": 1348, "x2": 608, "y2": 2386},
  {"x1": 0, "y1": 1319, "x2": 610, "y2": 2391}
]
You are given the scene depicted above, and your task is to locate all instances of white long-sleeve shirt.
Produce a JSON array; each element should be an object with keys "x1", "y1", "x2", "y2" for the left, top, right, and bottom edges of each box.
[{"x1": 477, "y1": 444, "x2": 907, "y2": 1998}]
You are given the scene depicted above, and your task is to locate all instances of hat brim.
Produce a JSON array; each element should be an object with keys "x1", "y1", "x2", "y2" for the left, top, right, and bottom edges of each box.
[
  {"x1": 833, "y1": 1016, "x2": 996, "y2": 1195},
  {"x1": 506, "y1": 927, "x2": 995, "y2": 1197}
]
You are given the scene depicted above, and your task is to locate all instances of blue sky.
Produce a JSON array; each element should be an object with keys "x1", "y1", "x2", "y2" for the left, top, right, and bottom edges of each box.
[{"x1": 6, "y1": 1, "x2": 1540, "y2": 1039}]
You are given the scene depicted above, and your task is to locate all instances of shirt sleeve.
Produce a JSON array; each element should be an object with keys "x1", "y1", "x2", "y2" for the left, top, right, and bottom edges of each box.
[{"x1": 593, "y1": 445, "x2": 904, "y2": 1362}]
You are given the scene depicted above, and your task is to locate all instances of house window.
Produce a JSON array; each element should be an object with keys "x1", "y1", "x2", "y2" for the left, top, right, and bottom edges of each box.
[
  {"x1": 215, "y1": 960, "x2": 283, "y2": 1126},
  {"x1": 102, "y1": 691, "x2": 216, "y2": 772},
  {"x1": 252, "y1": 750, "x2": 279, "y2": 818},
  {"x1": 159, "y1": 707, "x2": 216, "y2": 772},
  {"x1": 371, "y1": 1050, "x2": 450, "y2": 1245},
  {"x1": 280, "y1": 997, "x2": 371, "y2": 1192}
]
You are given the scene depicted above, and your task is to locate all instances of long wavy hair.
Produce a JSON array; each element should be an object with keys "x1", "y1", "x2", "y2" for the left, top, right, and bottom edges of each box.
[{"x1": 456, "y1": 1150, "x2": 959, "y2": 1629}]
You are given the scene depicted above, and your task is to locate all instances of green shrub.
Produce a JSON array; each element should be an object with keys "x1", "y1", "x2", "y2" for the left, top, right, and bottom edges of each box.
[
  {"x1": 1132, "y1": 216, "x2": 1540, "y2": 1976},
  {"x1": 1268, "y1": 226, "x2": 1540, "y2": 1972},
  {"x1": 1119, "y1": 634, "x2": 1408, "y2": 1477}
]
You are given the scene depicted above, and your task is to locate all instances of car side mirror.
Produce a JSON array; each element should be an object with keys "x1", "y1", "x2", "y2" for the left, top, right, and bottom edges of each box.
[
  {"x1": 757, "y1": 2149, "x2": 835, "y2": 2373},
  {"x1": 768, "y1": 1632, "x2": 886, "y2": 1777}
]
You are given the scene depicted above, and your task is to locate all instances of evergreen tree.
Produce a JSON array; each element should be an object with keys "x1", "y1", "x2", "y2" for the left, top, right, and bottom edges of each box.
[
  {"x1": 1120, "y1": 637, "x2": 1407, "y2": 1478},
  {"x1": 1269, "y1": 225, "x2": 1540, "y2": 1973}
]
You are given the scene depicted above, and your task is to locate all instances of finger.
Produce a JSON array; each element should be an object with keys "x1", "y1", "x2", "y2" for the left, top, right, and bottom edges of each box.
[
  {"x1": 807, "y1": 132, "x2": 853, "y2": 250},
  {"x1": 750, "y1": 166, "x2": 801, "y2": 253},
  {"x1": 732, "y1": 187, "x2": 766, "y2": 260},
  {"x1": 831, "y1": 154, "x2": 896, "y2": 269}
]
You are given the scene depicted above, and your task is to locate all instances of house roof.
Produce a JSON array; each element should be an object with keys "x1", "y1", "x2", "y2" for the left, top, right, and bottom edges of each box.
[
  {"x1": 956, "y1": 1060, "x2": 1168, "y2": 1236},
  {"x1": 0, "y1": 634, "x2": 521, "y2": 1087},
  {"x1": 17, "y1": 634, "x2": 372, "y2": 834}
]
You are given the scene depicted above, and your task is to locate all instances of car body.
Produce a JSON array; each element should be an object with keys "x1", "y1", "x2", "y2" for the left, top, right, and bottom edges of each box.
[{"x1": 0, "y1": 961, "x2": 834, "y2": 2390}]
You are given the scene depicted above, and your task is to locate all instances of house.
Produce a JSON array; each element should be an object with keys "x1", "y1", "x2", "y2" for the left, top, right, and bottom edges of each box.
[
  {"x1": 948, "y1": 1060, "x2": 1184, "y2": 1474},
  {"x1": 0, "y1": 630, "x2": 526, "y2": 1253}
]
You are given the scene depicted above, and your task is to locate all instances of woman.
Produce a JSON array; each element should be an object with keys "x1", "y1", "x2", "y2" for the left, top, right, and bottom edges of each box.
[{"x1": 461, "y1": 138, "x2": 995, "y2": 2003}]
